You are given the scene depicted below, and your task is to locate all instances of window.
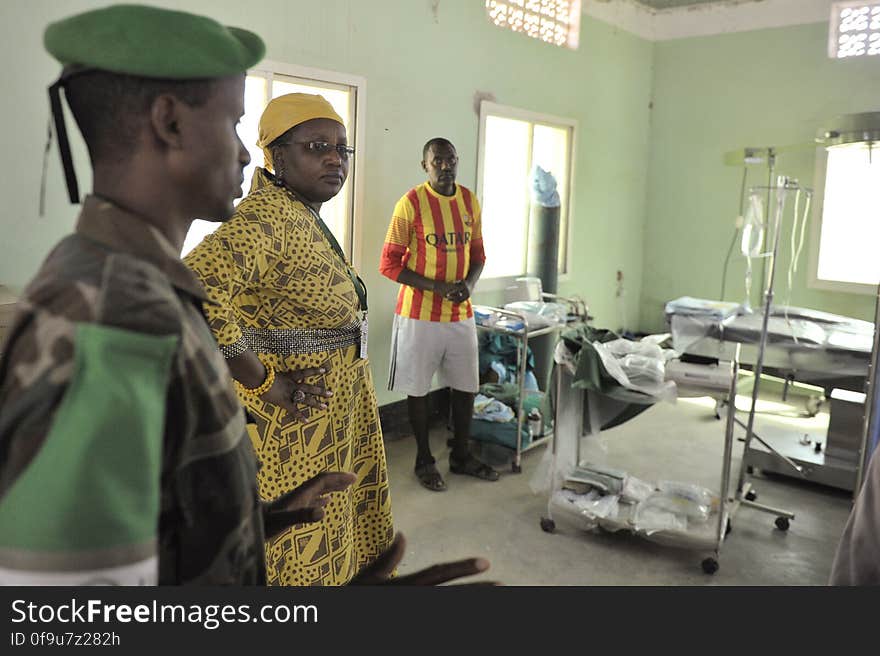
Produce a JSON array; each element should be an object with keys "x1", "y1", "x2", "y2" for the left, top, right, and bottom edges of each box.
[
  {"x1": 829, "y1": 2, "x2": 880, "y2": 59},
  {"x1": 810, "y1": 141, "x2": 880, "y2": 293},
  {"x1": 485, "y1": 0, "x2": 581, "y2": 50},
  {"x1": 181, "y1": 62, "x2": 365, "y2": 265},
  {"x1": 476, "y1": 102, "x2": 575, "y2": 281}
]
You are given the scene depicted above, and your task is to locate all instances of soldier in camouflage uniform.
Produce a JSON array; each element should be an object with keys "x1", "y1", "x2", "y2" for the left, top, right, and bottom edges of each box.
[
  {"x1": 0, "y1": 5, "x2": 354, "y2": 585},
  {"x1": 0, "y1": 4, "x2": 491, "y2": 587}
]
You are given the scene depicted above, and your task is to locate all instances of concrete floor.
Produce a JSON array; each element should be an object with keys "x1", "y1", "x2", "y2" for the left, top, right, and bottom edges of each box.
[{"x1": 386, "y1": 394, "x2": 854, "y2": 585}]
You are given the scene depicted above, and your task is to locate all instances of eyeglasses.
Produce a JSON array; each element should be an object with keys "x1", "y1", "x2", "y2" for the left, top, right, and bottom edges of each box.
[{"x1": 293, "y1": 141, "x2": 355, "y2": 159}]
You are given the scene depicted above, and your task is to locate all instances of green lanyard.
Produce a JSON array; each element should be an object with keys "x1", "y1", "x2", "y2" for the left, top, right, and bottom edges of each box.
[{"x1": 304, "y1": 205, "x2": 368, "y2": 314}]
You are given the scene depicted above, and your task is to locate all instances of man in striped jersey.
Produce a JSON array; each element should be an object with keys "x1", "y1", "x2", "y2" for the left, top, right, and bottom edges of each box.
[{"x1": 380, "y1": 138, "x2": 499, "y2": 491}]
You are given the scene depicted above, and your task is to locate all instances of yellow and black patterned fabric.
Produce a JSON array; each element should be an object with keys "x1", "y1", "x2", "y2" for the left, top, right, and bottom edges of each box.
[{"x1": 184, "y1": 168, "x2": 393, "y2": 585}]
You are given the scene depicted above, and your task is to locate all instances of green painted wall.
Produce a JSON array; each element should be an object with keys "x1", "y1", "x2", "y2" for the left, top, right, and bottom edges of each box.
[
  {"x1": 0, "y1": 0, "x2": 654, "y2": 406},
  {"x1": 640, "y1": 22, "x2": 880, "y2": 332}
]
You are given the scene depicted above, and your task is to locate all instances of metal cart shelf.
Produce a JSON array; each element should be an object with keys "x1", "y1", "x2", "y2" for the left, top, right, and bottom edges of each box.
[
  {"x1": 473, "y1": 295, "x2": 589, "y2": 473},
  {"x1": 539, "y1": 343, "x2": 786, "y2": 574}
]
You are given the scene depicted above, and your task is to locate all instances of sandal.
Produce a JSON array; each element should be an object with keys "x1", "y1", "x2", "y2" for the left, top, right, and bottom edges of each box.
[
  {"x1": 415, "y1": 462, "x2": 447, "y2": 492},
  {"x1": 449, "y1": 454, "x2": 500, "y2": 482}
]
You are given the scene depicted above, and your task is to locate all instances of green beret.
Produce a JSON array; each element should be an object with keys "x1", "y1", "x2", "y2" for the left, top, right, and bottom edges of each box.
[{"x1": 44, "y1": 4, "x2": 265, "y2": 79}]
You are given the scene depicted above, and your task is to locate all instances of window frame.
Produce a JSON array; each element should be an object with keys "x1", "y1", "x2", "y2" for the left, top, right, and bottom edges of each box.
[
  {"x1": 828, "y1": 1, "x2": 880, "y2": 60},
  {"x1": 246, "y1": 60, "x2": 368, "y2": 269},
  {"x1": 475, "y1": 100, "x2": 577, "y2": 290},
  {"x1": 485, "y1": 0, "x2": 582, "y2": 50},
  {"x1": 807, "y1": 143, "x2": 877, "y2": 295}
]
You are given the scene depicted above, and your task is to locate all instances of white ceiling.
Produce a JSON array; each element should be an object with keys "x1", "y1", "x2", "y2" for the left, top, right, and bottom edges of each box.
[
  {"x1": 635, "y1": 0, "x2": 739, "y2": 8},
  {"x1": 584, "y1": 0, "x2": 837, "y2": 41}
]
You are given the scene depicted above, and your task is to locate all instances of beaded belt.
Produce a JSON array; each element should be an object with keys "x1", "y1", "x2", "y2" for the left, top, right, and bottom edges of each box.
[{"x1": 220, "y1": 322, "x2": 361, "y2": 358}]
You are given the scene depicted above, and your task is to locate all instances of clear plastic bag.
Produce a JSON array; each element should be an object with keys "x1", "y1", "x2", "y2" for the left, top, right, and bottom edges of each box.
[
  {"x1": 633, "y1": 499, "x2": 689, "y2": 534},
  {"x1": 535, "y1": 302, "x2": 569, "y2": 324},
  {"x1": 604, "y1": 338, "x2": 664, "y2": 360},
  {"x1": 657, "y1": 480, "x2": 715, "y2": 509},
  {"x1": 549, "y1": 490, "x2": 620, "y2": 533},
  {"x1": 668, "y1": 313, "x2": 721, "y2": 353},
  {"x1": 619, "y1": 354, "x2": 666, "y2": 388},
  {"x1": 640, "y1": 494, "x2": 707, "y2": 524},
  {"x1": 642, "y1": 481, "x2": 717, "y2": 523},
  {"x1": 741, "y1": 192, "x2": 765, "y2": 257},
  {"x1": 621, "y1": 475, "x2": 655, "y2": 504},
  {"x1": 503, "y1": 301, "x2": 569, "y2": 328},
  {"x1": 592, "y1": 340, "x2": 677, "y2": 402},
  {"x1": 548, "y1": 490, "x2": 601, "y2": 532}
]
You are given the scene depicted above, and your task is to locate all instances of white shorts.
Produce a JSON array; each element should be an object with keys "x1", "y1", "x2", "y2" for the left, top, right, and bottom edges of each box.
[{"x1": 388, "y1": 314, "x2": 479, "y2": 397}]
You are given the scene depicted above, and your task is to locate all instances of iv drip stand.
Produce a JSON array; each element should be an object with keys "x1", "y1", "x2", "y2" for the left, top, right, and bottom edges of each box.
[{"x1": 733, "y1": 176, "x2": 812, "y2": 524}]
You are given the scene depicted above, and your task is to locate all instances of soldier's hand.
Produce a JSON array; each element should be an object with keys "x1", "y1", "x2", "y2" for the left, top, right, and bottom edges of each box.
[
  {"x1": 262, "y1": 471, "x2": 356, "y2": 540},
  {"x1": 261, "y1": 362, "x2": 333, "y2": 421},
  {"x1": 349, "y1": 532, "x2": 495, "y2": 586}
]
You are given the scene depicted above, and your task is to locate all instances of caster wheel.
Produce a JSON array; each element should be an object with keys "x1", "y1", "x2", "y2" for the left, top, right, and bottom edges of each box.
[
  {"x1": 775, "y1": 517, "x2": 790, "y2": 531},
  {"x1": 512, "y1": 463, "x2": 522, "y2": 473},
  {"x1": 701, "y1": 558, "x2": 719, "y2": 575},
  {"x1": 745, "y1": 490, "x2": 757, "y2": 501},
  {"x1": 725, "y1": 518, "x2": 732, "y2": 536},
  {"x1": 540, "y1": 517, "x2": 556, "y2": 533}
]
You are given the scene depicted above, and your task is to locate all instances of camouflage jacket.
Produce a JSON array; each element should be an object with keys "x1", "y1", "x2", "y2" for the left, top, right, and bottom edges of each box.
[{"x1": 0, "y1": 196, "x2": 266, "y2": 584}]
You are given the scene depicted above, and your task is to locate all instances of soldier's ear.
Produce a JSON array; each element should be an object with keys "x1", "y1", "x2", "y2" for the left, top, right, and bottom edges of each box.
[{"x1": 149, "y1": 94, "x2": 185, "y2": 150}]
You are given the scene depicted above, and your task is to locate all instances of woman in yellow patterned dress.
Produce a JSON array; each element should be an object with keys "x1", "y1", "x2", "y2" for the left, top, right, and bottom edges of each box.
[{"x1": 183, "y1": 93, "x2": 393, "y2": 585}]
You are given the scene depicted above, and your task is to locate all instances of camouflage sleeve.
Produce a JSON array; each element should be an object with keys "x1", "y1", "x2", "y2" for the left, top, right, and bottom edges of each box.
[
  {"x1": 0, "y1": 318, "x2": 177, "y2": 585},
  {"x1": 0, "y1": 301, "x2": 77, "y2": 497},
  {"x1": 0, "y1": 252, "x2": 193, "y2": 584},
  {"x1": 0, "y1": 252, "x2": 186, "y2": 499}
]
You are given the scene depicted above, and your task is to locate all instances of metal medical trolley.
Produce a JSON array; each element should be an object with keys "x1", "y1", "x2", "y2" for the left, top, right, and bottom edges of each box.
[
  {"x1": 540, "y1": 343, "x2": 791, "y2": 574},
  {"x1": 473, "y1": 294, "x2": 589, "y2": 473}
]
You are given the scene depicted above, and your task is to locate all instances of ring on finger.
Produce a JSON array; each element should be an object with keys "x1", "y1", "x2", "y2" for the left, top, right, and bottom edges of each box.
[{"x1": 292, "y1": 389, "x2": 306, "y2": 403}]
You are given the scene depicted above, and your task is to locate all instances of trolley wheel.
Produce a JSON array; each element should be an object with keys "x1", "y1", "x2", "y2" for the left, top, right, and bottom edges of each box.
[
  {"x1": 540, "y1": 517, "x2": 556, "y2": 533},
  {"x1": 511, "y1": 462, "x2": 522, "y2": 474},
  {"x1": 745, "y1": 490, "x2": 758, "y2": 501},
  {"x1": 701, "y1": 558, "x2": 719, "y2": 575},
  {"x1": 775, "y1": 517, "x2": 790, "y2": 532}
]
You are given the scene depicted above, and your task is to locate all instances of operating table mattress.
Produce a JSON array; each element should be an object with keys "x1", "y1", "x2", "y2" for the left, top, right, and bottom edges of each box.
[{"x1": 668, "y1": 306, "x2": 874, "y2": 383}]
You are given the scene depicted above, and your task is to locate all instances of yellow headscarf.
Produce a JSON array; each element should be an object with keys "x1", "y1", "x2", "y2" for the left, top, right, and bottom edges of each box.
[{"x1": 257, "y1": 93, "x2": 344, "y2": 171}]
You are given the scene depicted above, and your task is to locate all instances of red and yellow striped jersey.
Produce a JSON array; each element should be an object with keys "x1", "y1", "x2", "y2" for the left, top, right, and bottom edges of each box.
[{"x1": 380, "y1": 182, "x2": 486, "y2": 322}]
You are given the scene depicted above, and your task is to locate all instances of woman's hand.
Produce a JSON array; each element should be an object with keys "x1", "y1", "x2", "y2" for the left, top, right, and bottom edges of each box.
[{"x1": 260, "y1": 363, "x2": 333, "y2": 421}]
